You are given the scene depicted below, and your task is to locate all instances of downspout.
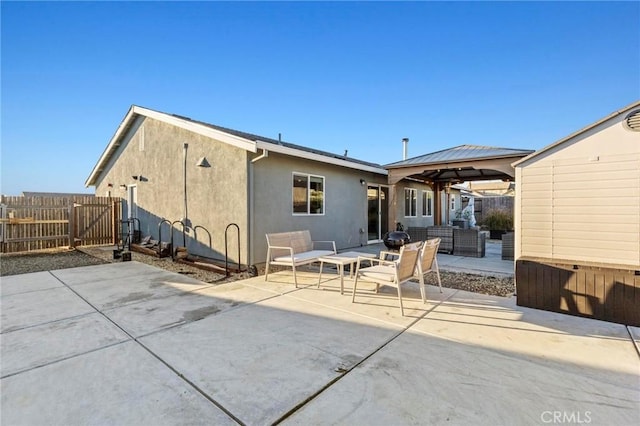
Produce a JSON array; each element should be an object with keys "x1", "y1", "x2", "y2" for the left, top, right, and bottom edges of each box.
[
  {"x1": 248, "y1": 148, "x2": 268, "y2": 268},
  {"x1": 251, "y1": 149, "x2": 269, "y2": 164},
  {"x1": 182, "y1": 143, "x2": 189, "y2": 226}
]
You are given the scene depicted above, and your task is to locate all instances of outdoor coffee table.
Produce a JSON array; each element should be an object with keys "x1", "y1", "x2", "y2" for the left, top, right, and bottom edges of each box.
[{"x1": 317, "y1": 251, "x2": 377, "y2": 294}]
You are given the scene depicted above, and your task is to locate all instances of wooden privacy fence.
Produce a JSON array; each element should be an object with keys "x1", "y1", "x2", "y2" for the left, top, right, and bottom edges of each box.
[
  {"x1": 473, "y1": 196, "x2": 514, "y2": 225},
  {"x1": 0, "y1": 195, "x2": 121, "y2": 254}
]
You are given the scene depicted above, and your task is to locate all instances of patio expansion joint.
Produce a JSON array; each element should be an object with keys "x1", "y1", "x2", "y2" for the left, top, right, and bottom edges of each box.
[
  {"x1": 0, "y1": 310, "x2": 97, "y2": 335},
  {"x1": 45, "y1": 271, "x2": 248, "y2": 426},
  {"x1": 271, "y1": 287, "x2": 460, "y2": 425},
  {"x1": 626, "y1": 326, "x2": 640, "y2": 359},
  {"x1": 0, "y1": 340, "x2": 129, "y2": 380}
]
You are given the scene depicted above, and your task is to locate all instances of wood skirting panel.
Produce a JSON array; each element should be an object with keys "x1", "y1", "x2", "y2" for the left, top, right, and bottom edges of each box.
[{"x1": 516, "y1": 258, "x2": 640, "y2": 327}]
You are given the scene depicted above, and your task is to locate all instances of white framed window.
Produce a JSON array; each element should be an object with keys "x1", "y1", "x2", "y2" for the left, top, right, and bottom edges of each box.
[
  {"x1": 293, "y1": 173, "x2": 324, "y2": 215},
  {"x1": 422, "y1": 190, "x2": 433, "y2": 217},
  {"x1": 450, "y1": 194, "x2": 456, "y2": 211},
  {"x1": 404, "y1": 188, "x2": 417, "y2": 217}
]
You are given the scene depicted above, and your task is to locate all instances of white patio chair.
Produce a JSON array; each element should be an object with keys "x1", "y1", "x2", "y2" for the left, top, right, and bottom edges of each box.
[
  {"x1": 370, "y1": 238, "x2": 442, "y2": 303},
  {"x1": 416, "y1": 238, "x2": 443, "y2": 301},
  {"x1": 351, "y1": 242, "x2": 423, "y2": 316}
]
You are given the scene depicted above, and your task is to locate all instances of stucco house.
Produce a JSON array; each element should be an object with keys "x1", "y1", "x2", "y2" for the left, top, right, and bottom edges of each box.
[
  {"x1": 85, "y1": 106, "x2": 444, "y2": 268},
  {"x1": 513, "y1": 100, "x2": 640, "y2": 326}
]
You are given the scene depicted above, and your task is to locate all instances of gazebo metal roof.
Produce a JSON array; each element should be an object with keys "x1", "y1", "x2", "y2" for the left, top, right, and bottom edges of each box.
[{"x1": 385, "y1": 144, "x2": 534, "y2": 185}]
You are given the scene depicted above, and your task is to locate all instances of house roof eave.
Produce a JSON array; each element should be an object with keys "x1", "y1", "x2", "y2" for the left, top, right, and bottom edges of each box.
[
  {"x1": 256, "y1": 140, "x2": 388, "y2": 175},
  {"x1": 85, "y1": 105, "x2": 259, "y2": 187}
]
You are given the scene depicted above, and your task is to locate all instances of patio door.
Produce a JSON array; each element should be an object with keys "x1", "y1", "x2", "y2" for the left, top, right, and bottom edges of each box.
[{"x1": 367, "y1": 184, "x2": 389, "y2": 243}]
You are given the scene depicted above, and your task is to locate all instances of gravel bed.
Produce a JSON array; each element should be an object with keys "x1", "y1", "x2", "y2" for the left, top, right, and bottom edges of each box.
[
  {"x1": 0, "y1": 247, "x2": 515, "y2": 297},
  {"x1": 0, "y1": 249, "x2": 109, "y2": 276}
]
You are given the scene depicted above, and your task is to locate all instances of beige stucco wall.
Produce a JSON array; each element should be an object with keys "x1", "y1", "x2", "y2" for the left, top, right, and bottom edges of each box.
[
  {"x1": 94, "y1": 116, "x2": 248, "y2": 264},
  {"x1": 250, "y1": 152, "x2": 388, "y2": 265},
  {"x1": 389, "y1": 182, "x2": 451, "y2": 229},
  {"x1": 515, "y1": 111, "x2": 640, "y2": 267}
]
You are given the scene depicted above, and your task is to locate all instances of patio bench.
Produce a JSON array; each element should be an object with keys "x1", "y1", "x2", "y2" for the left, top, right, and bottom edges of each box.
[{"x1": 265, "y1": 230, "x2": 336, "y2": 287}]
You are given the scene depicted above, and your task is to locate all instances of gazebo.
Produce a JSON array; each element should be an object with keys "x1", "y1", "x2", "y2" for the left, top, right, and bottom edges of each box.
[{"x1": 385, "y1": 145, "x2": 534, "y2": 226}]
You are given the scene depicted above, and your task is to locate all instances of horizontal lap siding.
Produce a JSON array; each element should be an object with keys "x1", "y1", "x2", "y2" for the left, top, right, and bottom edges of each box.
[
  {"x1": 551, "y1": 155, "x2": 640, "y2": 265},
  {"x1": 520, "y1": 165, "x2": 552, "y2": 257},
  {"x1": 519, "y1": 155, "x2": 640, "y2": 266}
]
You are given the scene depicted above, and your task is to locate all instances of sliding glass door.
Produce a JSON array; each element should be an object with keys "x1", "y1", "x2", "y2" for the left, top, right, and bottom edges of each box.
[{"x1": 367, "y1": 184, "x2": 389, "y2": 243}]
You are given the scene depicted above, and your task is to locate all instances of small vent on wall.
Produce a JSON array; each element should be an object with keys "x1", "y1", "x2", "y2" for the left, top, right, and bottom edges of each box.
[
  {"x1": 139, "y1": 126, "x2": 145, "y2": 151},
  {"x1": 624, "y1": 109, "x2": 640, "y2": 131}
]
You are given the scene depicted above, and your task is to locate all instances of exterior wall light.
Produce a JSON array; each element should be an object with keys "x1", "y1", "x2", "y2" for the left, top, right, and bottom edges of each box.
[
  {"x1": 196, "y1": 157, "x2": 211, "y2": 168},
  {"x1": 360, "y1": 179, "x2": 366, "y2": 185}
]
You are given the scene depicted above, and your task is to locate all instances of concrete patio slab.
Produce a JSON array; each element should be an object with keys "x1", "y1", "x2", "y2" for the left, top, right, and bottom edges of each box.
[
  {"x1": 249, "y1": 269, "x2": 325, "y2": 295},
  {"x1": 140, "y1": 292, "x2": 403, "y2": 425},
  {"x1": 628, "y1": 326, "x2": 640, "y2": 356},
  {"x1": 0, "y1": 270, "x2": 63, "y2": 296},
  {"x1": 1, "y1": 312, "x2": 129, "y2": 377},
  {"x1": 285, "y1": 325, "x2": 638, "y2": 425},
  {"x1": 1, "y1": 286, "x2": 95, "y2": 333},
  {"x1": 2, "y1": 262, "x2": 637, "y2": 426},
  {"x1": 285, "y1": 283, "x2": 638, "y2": 425},
  {"x1": 53, "y1": 264, "x2": 212, "y2": 311},
  {"x1": 49, "y1": 261, "x2": 186, "y2": 286},
  {"x1": 412, "y1": 291, "x2": 638, "y2": 375},
  {"x1": 103, "y1": 281, "x2": 277, "y2": 337},
  {"x1": 288, "y1": 275, "x2": 456, "y2": 326},
  {"x1": 0, "y1": 341, "x2": 236, "y2": 426}
]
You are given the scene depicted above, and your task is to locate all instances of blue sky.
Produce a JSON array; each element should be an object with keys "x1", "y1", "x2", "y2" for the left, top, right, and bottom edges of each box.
[{"x1": 2, "y1": 1, "x2": 638, "y2": 195}]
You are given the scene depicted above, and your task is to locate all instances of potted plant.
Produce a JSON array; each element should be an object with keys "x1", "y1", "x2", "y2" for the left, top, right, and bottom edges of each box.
[{"x1": 482, "y1": 208, "x2": 513, "y2": 239}]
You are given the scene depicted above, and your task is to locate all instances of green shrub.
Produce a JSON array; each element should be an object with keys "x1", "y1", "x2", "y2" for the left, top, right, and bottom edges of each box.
[{"x1": 482, "y1": 209, "x2": 513, "y2": 230}]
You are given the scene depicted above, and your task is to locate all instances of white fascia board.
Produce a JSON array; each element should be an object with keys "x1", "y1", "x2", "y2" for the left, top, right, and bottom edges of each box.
[
  {"x1": 85, "y1": 106, "x2": 259, "y2": 187},
  {"x1": 256, "y1": 140, "x2": 388, "y2": 175},
  {"x1": 133, "y1": 106, "x2": 257, "y2": 153},
  {"x1": 85, "y1": 107, "x2": 138, "y2": 187}
]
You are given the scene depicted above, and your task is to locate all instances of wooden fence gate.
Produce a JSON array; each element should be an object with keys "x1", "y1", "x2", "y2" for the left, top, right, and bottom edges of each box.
[{"x1": 0, "y1": 195, "x2": 121, "y2": 254}]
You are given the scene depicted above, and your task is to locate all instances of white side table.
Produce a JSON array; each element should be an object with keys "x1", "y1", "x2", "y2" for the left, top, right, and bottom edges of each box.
[{"x1": 317, "y1": 251, "x2": 377, "y2": 294}]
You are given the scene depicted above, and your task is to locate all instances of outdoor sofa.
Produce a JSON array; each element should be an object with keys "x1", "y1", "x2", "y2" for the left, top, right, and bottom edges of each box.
[
  {"x1": 453, "y1": 228, "x2": 486, "y2": 258},
  {"x1": 265, "y1": 230, "x2": 336, "y2": 287},
  {"x1": 426, "y1": 226, "x2": 454, "y2": 254}
]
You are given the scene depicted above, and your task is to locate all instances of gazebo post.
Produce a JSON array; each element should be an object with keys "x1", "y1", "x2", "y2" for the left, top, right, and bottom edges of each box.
[{"x1": 433, "y1": 181, "x2": 442, "y2": 225}]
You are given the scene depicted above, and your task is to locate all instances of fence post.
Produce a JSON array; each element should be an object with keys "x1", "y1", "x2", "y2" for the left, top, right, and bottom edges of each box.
[
  {"x1": 111, "y1": 199, "x2": 116, "y2": 246},
  {"x1": 68, "y1": 202, "x2": 75, "y2": 248},
  {"x1": 0, "y1": 203, "x2": 6, "y2": 253}
]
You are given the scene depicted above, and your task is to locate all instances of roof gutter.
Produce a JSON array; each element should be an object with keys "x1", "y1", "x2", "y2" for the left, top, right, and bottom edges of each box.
[
  {"x1": 251, "y1": 148, "x2": 269, "y2": 163},
  {"x1": 255, "y1": 140, "x2": 387, "y2": 175}
]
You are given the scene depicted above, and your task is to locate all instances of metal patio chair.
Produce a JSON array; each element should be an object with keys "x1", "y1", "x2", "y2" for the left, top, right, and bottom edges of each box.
[{"x1": 351, "y1": 242, "x2": 423, "y2": 316}]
